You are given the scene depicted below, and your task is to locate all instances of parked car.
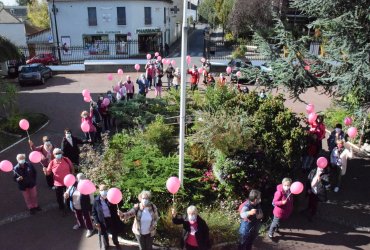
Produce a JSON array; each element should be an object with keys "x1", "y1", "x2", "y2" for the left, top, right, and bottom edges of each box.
[
  {"x1": 18, "y1": 63, "x2": 52, "y2": 86},
  {"x1": 26, "y1": 53, "x2": 59, "y2": 65}
]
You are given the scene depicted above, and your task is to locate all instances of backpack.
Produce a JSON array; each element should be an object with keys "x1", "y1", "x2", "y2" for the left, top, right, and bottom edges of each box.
[{"x1": 238, "y1": 200, "x2": 249, "y2": 213}]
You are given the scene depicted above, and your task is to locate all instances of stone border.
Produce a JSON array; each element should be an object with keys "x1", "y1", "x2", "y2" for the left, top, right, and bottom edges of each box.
[{"x1": 0, "y1": 119, "x2": 50, "y2": 155}]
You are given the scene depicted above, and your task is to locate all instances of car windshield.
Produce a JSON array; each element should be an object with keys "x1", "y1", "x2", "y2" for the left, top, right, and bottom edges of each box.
[{"x1": 21, "y1": 67, "x2": 39, "y2": 73}]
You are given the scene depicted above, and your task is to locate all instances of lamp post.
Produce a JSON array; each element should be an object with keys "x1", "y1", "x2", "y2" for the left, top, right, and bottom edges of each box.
[
  {"x1": 52, "y1": 0, "x2": 62, "y2": 63},
  {"x1": 178, "y1": 0, "x2": 188, "y2": 186}
]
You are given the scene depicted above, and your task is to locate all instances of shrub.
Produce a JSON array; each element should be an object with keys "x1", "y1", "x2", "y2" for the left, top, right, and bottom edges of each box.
[{"x1": 232, "y1": 45, "x2": 247, "y2": 59}]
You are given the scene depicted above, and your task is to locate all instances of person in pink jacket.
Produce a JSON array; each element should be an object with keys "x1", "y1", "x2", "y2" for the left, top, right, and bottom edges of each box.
[
  {"x1": 268, "y1": 178, "x2": 294, "y2": 238},
  {"x1": 80, "y1": 108, "x2": 96, "y2": 142}
]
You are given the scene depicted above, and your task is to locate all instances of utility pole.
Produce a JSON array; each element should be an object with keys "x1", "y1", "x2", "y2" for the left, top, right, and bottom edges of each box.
[
  {"x1": 52, "y1": 0, "x2": 62, "y2": 63},
  {"x1": 178, "y1": 0, "x2": 188, "y2": 186}
]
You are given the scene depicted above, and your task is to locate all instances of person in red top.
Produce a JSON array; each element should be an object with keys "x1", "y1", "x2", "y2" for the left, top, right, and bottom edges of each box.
[
  {"x1": 44, "y1": 148, "x2": 74, "y2": 215},
  {"x1": 187, "y1": 65, "x2": 200, "y2": 92},
  {"x1": 29, "y1": 136, "x2": 55, "y2": 188},
  {"x1": 172, "y1": 205, "x2": 211, "y2": 250},
  {"x1": 268, "y1": 178, "x2": 294, "y2": 238},
  {"x1": 145, "y1": 62, "x2": 156, "y2": 90},
  {"x1": 310, "y1": 115, "x2": 326, "y2": 152}
]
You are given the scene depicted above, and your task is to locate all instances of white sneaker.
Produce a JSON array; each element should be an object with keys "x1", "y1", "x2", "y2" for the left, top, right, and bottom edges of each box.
[
  {"x1": 72, "y1": 224, "x2": 80, "y2": 230},
  {"x1": 334, "y1": 187, "x2": 339, "y2": 193},
  {"x1": 86, "y1": 230, "x2": 94, "y2": 238}
]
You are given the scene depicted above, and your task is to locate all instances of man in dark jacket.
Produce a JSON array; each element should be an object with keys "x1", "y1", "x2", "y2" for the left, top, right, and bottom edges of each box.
[
  {"x1": 13, "y1": 154, "x2": 41, "y2": 215},
  {"x1": 61, "y1": 129, "x2": 85, "y2": 168},
  {"x1": 92, "y1": 184, "x2": 122, "y2": 250},
  {"x1": 172, "y1": 205, "x2": 211, "y2": 250}
]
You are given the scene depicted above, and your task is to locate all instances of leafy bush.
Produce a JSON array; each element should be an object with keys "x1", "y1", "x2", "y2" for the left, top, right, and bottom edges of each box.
[
  {"x1": 0, "y1": 112, "x2": 48, "y2": 135},
  {"x1": 323, "y1": 106, "x2": 350, "y2": 129},
  {"x1": 232, "y1": 45, "x2": 247, "y2": 59}
]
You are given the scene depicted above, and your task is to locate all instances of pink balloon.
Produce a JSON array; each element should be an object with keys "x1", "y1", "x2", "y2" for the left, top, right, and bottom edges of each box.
[
  {"x1": 154, "y1": 52, "x2": 159, "y2": 57},
  {"x1": 157, "y1": 56, "x2": 162, "y2": 62},
  {"x1": 102, "y1": 98, "x2": 110, "y2": 106},
  {"x1": 161, "y1": 58, "x2": 167, "y2": 64},
  {"x1": 198, "y1": 68, "x2": 203, "y2": 74},
  {"x1": 117, "y1": 68, "x2": 123, "y2": 75},
  {"x1": 77, "y1": 179, "x2": 96, "y2": 195},
  {"x1": 84, "y1": 96, "x2": 92, "y2": 103},
  {"x1": 236, "y1": 71, "x2": 242, "y2": 78},
  {"x1": 64, "y1": 174, "x2": 76, "y2": 187},
  {"x1": 316, "y1": 157, "x2": 328, "y2": 169},
  {"x1": 308, "y1": 113, "x2": 317, "y2": 124},
  {"x1": 344, "y1": 117, "x2": 352, "y2": 126},
  {"x1": 0, "y1": 160, "x2": 13, "y2": 172},
  {"x1": 82, "y1": 89, "x2": 90, "y2": 97},
  {"x1": 19, "y1": 119, "x2": 29, "y2": 131},
  {"x1": 171, "y1": 60, "x2": 176, "y2": 66},
  {"x1": 81, "y1": 121, "x2": 90, "y2": 133},
  {"x1": 306, "y1": 104, "x2": 315, "y2": 114},
  {"x1": 107, "y1": 74, "x2": 113, "y2": 81},
  {"x1": 166, "y1": 176, "x2": 181, "y2": 194},
  {"x1": 134, "y1": 64, "x2": 140, "y2": 71},
  {"x1": 113, "y1": 85, "x2": 120, "y2": 93},
  {"x1": 29, "y1": 151, "x2": 42, "y2": 163},
  {"x1": 348, "y1": 127, "x2": 358, "y2": 138},
  {"x1": 304, "y1": 65, "x2": 310, "y2": 71},
  {"x1": 201, "y1": 57, "x2": 206, "y2": 63},
  {"x1": 290, "y1": 181, "x2": 304, "y2": 195},
  {"x1": 186, "y1": 55, "x2": 191, "y2": 65},
  {"x1": 107, "y1": 188, "x2": 123, "y2": 204},
  {"x1": 146, "y1": 54, "x2": 152, "y2": 60},
  {"x1": 226, "y1": 66, "x2": 232, "y2": 74}
]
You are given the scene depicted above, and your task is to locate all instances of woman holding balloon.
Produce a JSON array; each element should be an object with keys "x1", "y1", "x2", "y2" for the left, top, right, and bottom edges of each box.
[
  {"x1": 80, "y1": 108, "x2": 96, "y2": 142},
  {"x1": 268, "y1": 178, "x2": 295, "y2": 238},
  {"x1": 307, "y1": 157, "x2": 330, "y2": 221},
  {"x1": 13, "y1": 154, "x2": 40, "y2": 215},
  {"x1": 118, "y1": 190, "x2": 159, "y2": 250},
  {"x1": 172, "y1": 205, "x2": 211, "y2": 250}
]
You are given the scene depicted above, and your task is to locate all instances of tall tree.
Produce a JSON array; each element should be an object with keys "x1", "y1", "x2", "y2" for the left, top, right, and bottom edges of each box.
[
  {"x1": 197, "y1": 0, "x2": 217, "y2": 28},
  {"x1": 255, "y1": 0, "x2": 370, "y2": 139},
  {"x1": 27, "y1": 0, "x2": 49, "y2": 29},
  {"x1": 228, "y1": 0, "x2": 274, "y2": 37},
  {"x1": 215, "y1": 0, "x2": 235, "y2": 39}
]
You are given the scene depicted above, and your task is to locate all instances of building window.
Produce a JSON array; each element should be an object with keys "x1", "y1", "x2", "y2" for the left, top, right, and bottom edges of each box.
[
  {"x1": 115, "y1": 34, "x2": 128, "y2": 54},
  {"x1": 83, "y1": 35, "x2": 109, "y2": 55},
  {"x1": 164, "y1": 8, "x2": 166, "y2": 24},
  {"x1": 88, "y1": 7, "x2": 97, "y2": 26},
  {"x1": 117, "y1": 7, "x2": 126, "y2": 25},
  {"x1": 144, "y1": 7, "x2": 151, "y2": 25}
]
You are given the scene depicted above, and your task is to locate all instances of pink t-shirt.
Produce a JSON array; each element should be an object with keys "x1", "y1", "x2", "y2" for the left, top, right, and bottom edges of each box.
[
  {"x1": 47, "y1": 157, "x2": 73, "y2": 186},
  {"x1": 125, "y1": 82, "x2": 134, "y2": 93},
  {"x1": 186, "y1": 221, "x2": 198, "y2": 247}
]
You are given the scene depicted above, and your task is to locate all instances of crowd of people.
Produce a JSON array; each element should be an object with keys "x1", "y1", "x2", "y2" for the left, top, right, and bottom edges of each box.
[{"x1": 10, "y1": 54, "x2": 355, "y2": 250}]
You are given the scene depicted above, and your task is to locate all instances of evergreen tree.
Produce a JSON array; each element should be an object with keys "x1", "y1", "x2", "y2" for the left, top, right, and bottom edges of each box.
[
  {"x1": 255, "y1": 0, "x2": 370, "y2": 112},
  {"x1": 27, "y1": 0, "x2": 49, "y2": 29}
]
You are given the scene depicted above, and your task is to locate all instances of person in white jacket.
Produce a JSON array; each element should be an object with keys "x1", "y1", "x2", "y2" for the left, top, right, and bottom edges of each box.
[{"x1": 330, "y1": 140, "x2": 353, "y2": 193}]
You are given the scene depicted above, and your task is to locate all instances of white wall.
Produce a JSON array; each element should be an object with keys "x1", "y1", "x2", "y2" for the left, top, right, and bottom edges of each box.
[
  {"x1": 49, "y1": 1, "x2": 175, "y2": 45},
  {"x1": 0, "y1": 23, "x2": 27, "y2": 46}
]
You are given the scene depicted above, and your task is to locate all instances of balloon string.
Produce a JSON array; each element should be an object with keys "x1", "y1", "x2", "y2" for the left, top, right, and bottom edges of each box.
[{"x1": 26, "y1": 130, "x2": 30, "y2": 140}]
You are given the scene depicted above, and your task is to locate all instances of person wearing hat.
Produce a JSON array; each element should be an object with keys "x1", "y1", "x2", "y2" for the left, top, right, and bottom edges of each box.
[
  {"x1": 13, "y1": 153, "x2": 41, "y2": 215},
  {"x1": 44, "y1": 148, "x2": 74, "y2": 215},
  {"x1": 137, "y1": 74, "x2": 149, "y2": 97},
  {"x1": 187, "y1": 65, "x2": 200, "y2": 92},
  {"x1": 29, "y1": 136, "x2": 55, "y2": 188}
]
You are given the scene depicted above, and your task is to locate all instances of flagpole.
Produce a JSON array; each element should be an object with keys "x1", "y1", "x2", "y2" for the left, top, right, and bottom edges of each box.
[{"x1": 178, "y1": 0, "x2": 188, "y2": 187}]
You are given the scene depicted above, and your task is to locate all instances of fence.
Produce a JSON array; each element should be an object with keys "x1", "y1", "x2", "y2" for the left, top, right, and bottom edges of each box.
[{"x1": 18, "y1": 40, "x2": 155, "y2": 65}]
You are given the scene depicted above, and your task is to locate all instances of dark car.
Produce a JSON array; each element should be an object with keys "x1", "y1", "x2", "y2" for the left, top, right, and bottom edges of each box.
[
  {"x1": 18, "y1": 63, "x2": 52, "y2": 86},
  {"x1": 7, "y1": 60, "x2": 22, "y2": 77},
  {"x1": 229, "y1": 59, "x2": 258, "y2": 84},
  {"x1": 26, "y1": 53, "x2": 59, "y2": 65}
]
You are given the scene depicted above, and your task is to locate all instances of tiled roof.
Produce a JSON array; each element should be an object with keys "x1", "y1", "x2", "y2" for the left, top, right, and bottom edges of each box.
[{"x1": 0, "y1": 8, "x2": 22, "y2": 24}]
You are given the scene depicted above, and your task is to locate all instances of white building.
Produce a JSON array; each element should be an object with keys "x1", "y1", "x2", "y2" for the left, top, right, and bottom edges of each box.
[
  {"x1": 0, "y1": 7, "x2": 27, "y2": 46},
  {"x1": 47, "y1": 0, "x2": 181, "y2": 61}
]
